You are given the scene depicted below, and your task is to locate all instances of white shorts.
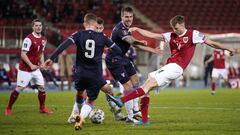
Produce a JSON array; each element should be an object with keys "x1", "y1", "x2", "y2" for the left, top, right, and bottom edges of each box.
[
  {"x1": 211, "y1": 68, "x2": 228, "y2": 80},
  {"x1": 17, "y1": 69, "x2": 44, "y2": 87},
  {"x1": 149, "y1": 63, "x2": 183, "y2": 89}
]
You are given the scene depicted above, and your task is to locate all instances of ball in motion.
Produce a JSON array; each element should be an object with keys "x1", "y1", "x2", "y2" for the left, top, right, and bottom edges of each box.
[{"x1": 89, "y1": 109, "x2": 105, "y2": 124}]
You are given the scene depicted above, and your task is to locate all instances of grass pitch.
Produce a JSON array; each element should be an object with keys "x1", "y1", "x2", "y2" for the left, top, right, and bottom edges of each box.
[{"x1": 0, "y1": 88, "x2": 240, "y2": 135}]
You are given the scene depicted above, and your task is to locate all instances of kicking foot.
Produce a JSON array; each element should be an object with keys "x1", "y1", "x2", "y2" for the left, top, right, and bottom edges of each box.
[{"x1": 107, "y1": 94, "x2": 124, "y2": 107}]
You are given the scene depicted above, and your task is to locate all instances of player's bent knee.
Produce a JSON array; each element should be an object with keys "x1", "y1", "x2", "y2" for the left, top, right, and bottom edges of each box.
[{"x1": 101, "y1": 84, "x2": 112, "y2": 95}]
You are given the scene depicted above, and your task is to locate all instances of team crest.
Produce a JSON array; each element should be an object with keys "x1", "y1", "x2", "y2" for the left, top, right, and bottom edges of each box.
[
  {"x1": 183, "y1": 37, "x2": 188, "y2": 43},
  {"x1": 122, "y1": 30, "x2": 128, "y2": 36}
]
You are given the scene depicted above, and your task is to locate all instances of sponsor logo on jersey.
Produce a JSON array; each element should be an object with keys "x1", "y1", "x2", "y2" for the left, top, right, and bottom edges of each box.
[{"x1": 24, "y1": 43, "x2": 28, "y2": 48}]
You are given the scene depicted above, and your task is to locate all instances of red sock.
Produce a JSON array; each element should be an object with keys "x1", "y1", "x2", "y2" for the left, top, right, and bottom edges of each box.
[
  {"x1": 140, "y1": 96, "x2": 150, "y2": 123},
  {"x1": 121, "y1": 88, "x2": 145, "y2": 103},
  {"x1": 211, "y1": 82, "x2": 216, "y2": 91},
  {"x1": 7, "y1": 90, "x2": 19, "y2": 109},
  {"x1": 38, "y1": 91, "x2": 46, "y2": 109}
]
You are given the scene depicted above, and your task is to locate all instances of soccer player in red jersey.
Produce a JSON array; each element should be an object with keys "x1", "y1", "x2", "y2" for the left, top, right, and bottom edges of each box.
[
  {"x1": 205, "y1": 49, "x2": 230, "y2": 95},
  {"x1": 4, "y1": 19, "x2": 53, "y2": 116},
  {"x1": 107, "y1": 15, "x2": 235, "y2": 125}
]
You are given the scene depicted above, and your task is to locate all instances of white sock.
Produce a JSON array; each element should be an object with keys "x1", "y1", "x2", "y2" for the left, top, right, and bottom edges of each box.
[
  {"x1": 80, "y1": 103, "x2": 93, "y2": 119},
  {"x1": 125, "y1": 100, "x2": 134, "y2": 118},
  {"x1": 133, "y1": 98, "x2": 139, "y2": 112},
  {"x1": 71, "y1": 102, "x2": 79, "y2": 116}
]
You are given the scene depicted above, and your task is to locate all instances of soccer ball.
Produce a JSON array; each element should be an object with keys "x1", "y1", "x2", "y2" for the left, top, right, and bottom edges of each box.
[{"x1": 89, "y1": 109, "x2": 104, "y2": 124}]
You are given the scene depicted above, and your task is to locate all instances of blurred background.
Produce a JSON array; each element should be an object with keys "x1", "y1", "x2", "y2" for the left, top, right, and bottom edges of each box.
[{"x1": 0, "y1": 0, "x2": 240, "y2": 90}]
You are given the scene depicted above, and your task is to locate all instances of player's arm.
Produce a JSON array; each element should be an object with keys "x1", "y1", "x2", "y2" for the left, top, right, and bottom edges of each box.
[
  {"x1": 129, "y1": 27, "x2": 164, "y2": 40},
  {"x1": 45, "y1": 39, "x2": 73, "y2": 67},
  {"x1": 134, "y1": 45, "x2": 162, "y2": 56},
  {"x1": 108, "y1": 43, "x2": 122, "y2": 54},
  {"x1": 123, "y1": 36, "x2": 147, "y2": 46},
  {"x1": 21, "y1": 50, "x2": 39, "y2": 70},
  {"x1": 40, "y1": 53, "x2": 44, "y2": 64},
  {"x1": 204, "y1": 39, "x2": 235, "y2": 55}
]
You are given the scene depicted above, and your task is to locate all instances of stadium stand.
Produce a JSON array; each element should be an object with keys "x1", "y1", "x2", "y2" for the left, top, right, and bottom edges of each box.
[{"x1": 129, "y1": 0, "x2": 240, "y2": 33}]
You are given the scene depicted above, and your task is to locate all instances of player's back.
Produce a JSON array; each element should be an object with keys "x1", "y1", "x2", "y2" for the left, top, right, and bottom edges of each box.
[{"x1": 71, "y1": 30, "x2": 112, "y2": 73}]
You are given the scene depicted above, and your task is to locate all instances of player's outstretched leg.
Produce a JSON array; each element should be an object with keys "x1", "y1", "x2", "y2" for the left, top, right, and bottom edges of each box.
[
  {"x1": 102, "y1": 84, "x2": 126, "y2": 121},
  {"x1": 68, "y1": 92, "x2": 86, "y2": 123},
  {"x1": 107, "y1": 87, "x2": 146, "y2": 108}
]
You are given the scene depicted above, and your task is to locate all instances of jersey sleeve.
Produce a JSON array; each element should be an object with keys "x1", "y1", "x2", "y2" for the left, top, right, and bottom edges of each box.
[
  {"x1": 104, "y1": 35, "x2": 114, "y2": 47},
  {"x1": 21, "y1": 37, "x2": 32, "y2": 51},
  {"x1": 224, "y1": 50, "x2": 230, "y2": 56},
  {"x1": 69, "y1": 31, "x2": 80, "y2": 44},
  {"x1": 192, "y1": 30, "x2": 207, "y2": 44},
  {"x1": 162, "y1": 32, "x2": 171, "y2": 43}
]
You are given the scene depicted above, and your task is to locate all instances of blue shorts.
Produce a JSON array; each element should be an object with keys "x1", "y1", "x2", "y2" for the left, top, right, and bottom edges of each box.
[
  {"x1": 73, "y1": 67, "x2": 106, "y2": 101},
  {"x1": 106, "y1": 56, "x2": 136, "y2": 84}
]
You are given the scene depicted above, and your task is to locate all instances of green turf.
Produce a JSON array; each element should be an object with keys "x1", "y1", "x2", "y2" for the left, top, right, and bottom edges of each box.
[{"x1": 1, "y1": 88, "x2": 240, "y2": 135}]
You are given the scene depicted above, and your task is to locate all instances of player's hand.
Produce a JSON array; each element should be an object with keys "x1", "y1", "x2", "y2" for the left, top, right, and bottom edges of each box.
[
  {"x1": 44, "y1": 59, "x2": 53, "y2": 68},
  {"x1": 128, "y1": 27, "x2": 139, "y2": 32},
  {"x1": 141, "y1": 40, "x2": 147, "y2": 46},
  {"x1": 153, "y1": 47, "x2": 163, "y2": 56},
  {"x1": 234, "y1": 48, "x2": 240, "y2": 55},
  {"x1": 30, "y1": 64, "x2": 39, "y2": 70}
]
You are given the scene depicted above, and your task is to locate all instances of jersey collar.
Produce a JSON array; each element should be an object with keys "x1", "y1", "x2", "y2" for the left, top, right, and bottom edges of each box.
[
  {"x1": 85, "y1": 27, "x2": 95, "y2": 31},
  {"x1": 121, "y1": 21, "x2": 129, "y2": 29},
  {"x1": 32, "y1": 32, "x2": 41, "y2": 38},
  {"x1": 178, "y1": 29, "x2": 187, "y2": 37}
]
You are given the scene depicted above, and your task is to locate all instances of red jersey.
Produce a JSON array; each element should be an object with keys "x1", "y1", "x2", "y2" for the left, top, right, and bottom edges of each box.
[
  {"x1": 19, "y1": 33, "x2": 47, "y2": 72},
  {"x1": 213, "y1": 49, "x2": 229, "y2": 69},
  {"x1": 163, "y1": 30, "x2": 206, "y2": 70}
]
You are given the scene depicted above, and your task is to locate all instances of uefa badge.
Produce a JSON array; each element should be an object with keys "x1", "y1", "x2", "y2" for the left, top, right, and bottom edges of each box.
[{"x1": 183, "y1": 37, "x2": 188, "y2": 43}]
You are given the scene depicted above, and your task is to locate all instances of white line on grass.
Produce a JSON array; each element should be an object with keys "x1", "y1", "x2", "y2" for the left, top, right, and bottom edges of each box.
[{"x1": 0, "y1": 105, "x2": 240, "y2": 111}]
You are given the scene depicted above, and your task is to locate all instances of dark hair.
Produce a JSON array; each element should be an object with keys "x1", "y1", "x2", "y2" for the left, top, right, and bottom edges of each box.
[
  {"x1": 84, "y1": 13, "x2": 97, "y2": 23},
  {"x1": 121, "y1": 6, "x2": 133, "y2": 16},
  {"x1": 170, "y1": 15, "x2": 185, "y2": 27},
  {"x1": 32, "y1": 19, "x2": 42, "y2": 26},
  {"x1": 97, "y1": 17, "x2": 104, "y2": 25}
]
